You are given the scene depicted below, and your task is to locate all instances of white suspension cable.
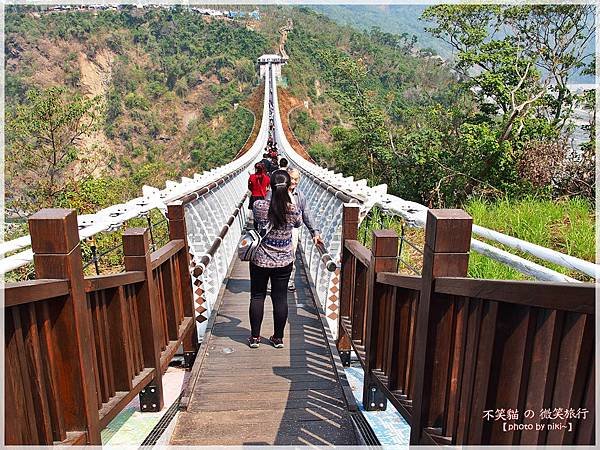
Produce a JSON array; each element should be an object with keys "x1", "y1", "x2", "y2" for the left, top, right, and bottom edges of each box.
[{"x1": 268, "y1": 63, "x2": 597, "y2": 283}]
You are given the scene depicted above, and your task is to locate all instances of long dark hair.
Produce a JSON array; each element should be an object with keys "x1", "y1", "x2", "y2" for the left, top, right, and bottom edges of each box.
[
  {"x1": 268, "y1": 171, "x2": 292, "y2": 228},
  {"x1": 254, "y1": 162, "x2": 266, "y2": 184}
]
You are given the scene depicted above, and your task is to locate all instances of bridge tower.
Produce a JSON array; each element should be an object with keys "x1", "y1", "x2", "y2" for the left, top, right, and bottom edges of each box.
[{"x1": 258, "y1": 54, "x2": 285, "y2": 78}]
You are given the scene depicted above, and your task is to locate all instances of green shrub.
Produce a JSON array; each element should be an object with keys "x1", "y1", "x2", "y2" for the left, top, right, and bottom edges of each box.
[
  {"x1": 291, "y1": 109, "x2": 319, "y2": 145},
  {"x1": 124, "y1": 92, "x2": 150, "y2": 111},
  {"x1": 120, "y1": 156, "x2": 133, "y2": 170},
  {"x1": 190, "y1": 148, "x2": 202, "y2": 163},
  {"x1": 174, "y1": 78, "x2": 189, "y2": 97},
  {"x1": 5, "y1": 74, "x2": 30, "y2": 102},
  {"x1": 145, "y1": 81, "x2": 167, "y2": 99},
  {"x1": 57, "y1": 176, "x2": 134, "y2": 213},
  {"x1": 105, "y1": 88, "x2": 122, "y2": 124}
]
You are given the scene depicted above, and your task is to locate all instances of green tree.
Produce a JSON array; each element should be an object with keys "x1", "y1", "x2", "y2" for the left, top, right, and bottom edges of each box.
[
  {"x1": 503, "y1": 5, "x2": 595, "y2": 129},
  {"x1": 578, "y1": 57, "x2": 596, "y2": 154},
  {"x1": 291, "y1": 109, "x2": 319, "y2": 145},
  {"x1": 6, "y1": 87, "x2": 104, "y2": 214},
  {"x1": 316, "y1": 48, "x2": 393, "y2": 182},
  {"x1": 422, "y1": 5, "x2": 594, "y2": 141}
]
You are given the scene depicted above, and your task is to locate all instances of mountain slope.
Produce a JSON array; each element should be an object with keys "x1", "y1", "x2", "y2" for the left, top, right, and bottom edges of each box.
[
  {"x1": 5, "y1": 6, "x2": 265, "y2": 213},
  {"x1": 309, "y1": 4, "x2": 595, "y2": 83},
  {"x1": 309, "y1": 5, "x2": 452, "y2": 57}
]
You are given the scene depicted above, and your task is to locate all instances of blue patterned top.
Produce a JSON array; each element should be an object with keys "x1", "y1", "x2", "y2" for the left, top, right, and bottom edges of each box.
[{"x1": 252, "y1": 199, "x2": 301, "y2": 268}]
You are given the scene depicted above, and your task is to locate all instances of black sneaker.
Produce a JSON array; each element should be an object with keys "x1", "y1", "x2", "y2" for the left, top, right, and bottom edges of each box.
[
  {"x1": 248, "y1": 336, "x2": 260, "y2": 348},
  {"x1": 269, "y1": 336, "x2": 284, "y2": 348}
]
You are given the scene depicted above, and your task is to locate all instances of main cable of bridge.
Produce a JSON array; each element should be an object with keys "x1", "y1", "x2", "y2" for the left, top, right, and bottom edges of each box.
[{"x1": 263, "y1": 64, "x2": 598, "y2": 283}]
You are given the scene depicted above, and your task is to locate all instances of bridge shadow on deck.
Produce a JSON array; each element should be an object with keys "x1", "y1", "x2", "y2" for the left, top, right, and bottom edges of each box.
[{"x1": 170, "y1": 253, "x2": 357, "y2": 445}]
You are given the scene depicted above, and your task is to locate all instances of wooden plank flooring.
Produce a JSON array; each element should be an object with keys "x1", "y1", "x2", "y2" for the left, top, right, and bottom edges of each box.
[{"x1": 170, "y1": 256, "x2": 358, "y2": 445}]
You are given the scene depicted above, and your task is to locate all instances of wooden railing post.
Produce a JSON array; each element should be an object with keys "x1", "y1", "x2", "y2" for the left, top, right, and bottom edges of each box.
[
  {"x1": 28, "y1": 209, "x2": 101, "y2": 444},
  {"x1": 167, "y1": 201, "x2": 199, "y2": 368},
  {"x1": 410, "y1": 209, "x2": 472, "y2": 444},
  {"x1": 362, "y1": 230, "x2": 398, "y2": 411},
  {"x1": 123, "y1": 228, "x2": 164, "y2": 412},
  {"x1": 337, "y1": 203, "x2": 360, "y2": 366}
]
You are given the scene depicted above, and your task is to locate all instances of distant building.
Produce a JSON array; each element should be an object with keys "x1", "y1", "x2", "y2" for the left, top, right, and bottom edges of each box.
[{"x1": 39, "y1": 4, "x2": 261, "y2": 22}]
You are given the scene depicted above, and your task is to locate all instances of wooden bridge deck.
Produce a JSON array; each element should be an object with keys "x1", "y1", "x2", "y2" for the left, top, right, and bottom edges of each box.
[{"x1": 170, "y1": 255, "x2": 359, "y2": 445}]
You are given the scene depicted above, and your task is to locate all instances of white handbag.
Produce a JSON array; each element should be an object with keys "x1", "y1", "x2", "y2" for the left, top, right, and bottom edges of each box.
[{"x1": 238, "y1": 223, "x2": 272, "y2": 262}]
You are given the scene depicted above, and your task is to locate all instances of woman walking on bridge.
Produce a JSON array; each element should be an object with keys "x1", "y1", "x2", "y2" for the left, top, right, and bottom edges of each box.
[
  {"x1": 248, "y1": 171, "x2": 301, "y2": 349},
  {"x1": 247, "y1": 162, "x2": 270, "y2": 210}
]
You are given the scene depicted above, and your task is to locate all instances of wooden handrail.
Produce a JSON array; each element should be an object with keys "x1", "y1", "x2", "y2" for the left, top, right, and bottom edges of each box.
[
  {"x1": 340, "y1": 209, "x2": 595, "y2": 445},
  {"x1": 376, "y1": 272, "x2": 596, "y2": 314},
  {"x1": 23, "y1": 208, "x2": 102, "y2": 443},
  {"x1": 337, "y1": 204, "x2": 360, "y2": 368},
  {"x1": 376, "y1": 272, "x2": 421, "y2": 291},
  {"x1": 434, "y1": 276, "x2": 595, "y2": 314},
  {"x1": 344, "y1": 240, "x2": 371, "y2": 267},
  {"x1": 150, "y1": 239, "x2": 185, "y2": 270},
  {"x1": 5, "y1": 279, "x2": 70, "y2": 307},
  {"x1": 166, "y1": 201, "x2": 199, "y2": 369},
  {"x1": 84, "y1": 271, "x2": 145, "y2": 293},
  {"x1": 6, "y1": 208, "x2": 200, "y2": 445}
]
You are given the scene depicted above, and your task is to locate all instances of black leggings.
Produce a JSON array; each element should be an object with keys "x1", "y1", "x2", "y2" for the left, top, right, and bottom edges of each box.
[{"x1": 249, "y1": 262, "x2": 293, "y2": 338}]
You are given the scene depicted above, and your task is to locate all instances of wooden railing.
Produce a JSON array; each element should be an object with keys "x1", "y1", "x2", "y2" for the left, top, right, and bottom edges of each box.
[
  {"x1": 337, "y1": 205, "x2": 595, "y2": 445},
  {"x1": 5, "y1": 202, "x2": 198, "y2": 445}
]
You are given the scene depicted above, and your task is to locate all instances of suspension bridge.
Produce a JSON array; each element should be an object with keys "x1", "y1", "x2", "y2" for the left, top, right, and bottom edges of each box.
[{"x1": 3, "y1": 55, "x2": 596, "y2": 446}]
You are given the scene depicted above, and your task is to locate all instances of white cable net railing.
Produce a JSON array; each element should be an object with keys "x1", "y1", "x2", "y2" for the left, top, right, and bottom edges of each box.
[{"x1": 184, "y1": 176, "x2": 248, "y2": 337}]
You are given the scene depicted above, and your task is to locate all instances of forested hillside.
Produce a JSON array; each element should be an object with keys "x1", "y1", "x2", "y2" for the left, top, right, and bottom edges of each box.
[
  {"x1": 275, "y1": 6, "x2": 595, "y2": 207},
  {"x1": 5, "y1": 4, "x2": 595, "y2": 219},
  {"x1": 309, "y1": 4, "x2": 596, "y2": 84},
  {"x1": 310, "y1": 4, "x2": 452, "y2": 57},
  {"x1": 5, "y1": 5, "x2": 267, "y2": 217}
]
